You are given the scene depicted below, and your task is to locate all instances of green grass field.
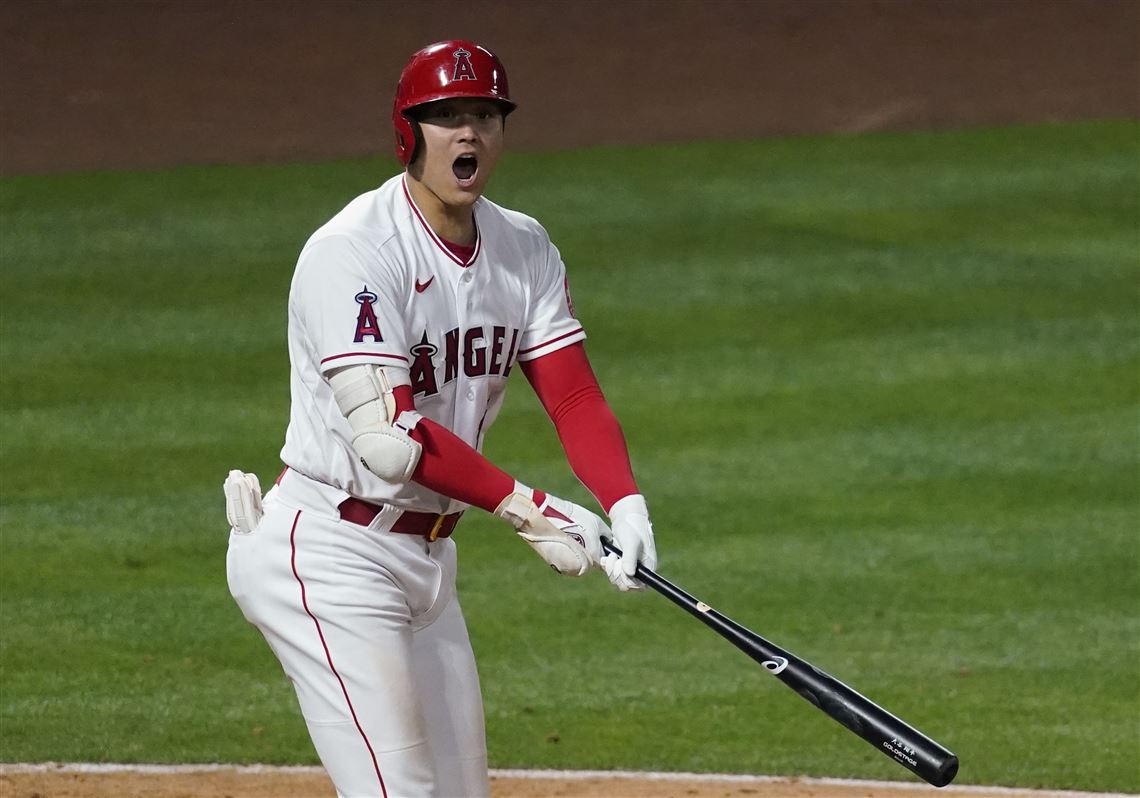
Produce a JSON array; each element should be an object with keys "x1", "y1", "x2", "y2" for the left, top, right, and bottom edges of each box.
[{"x1": 1, "y1": 120, "x2": 1137, "y2": 791}]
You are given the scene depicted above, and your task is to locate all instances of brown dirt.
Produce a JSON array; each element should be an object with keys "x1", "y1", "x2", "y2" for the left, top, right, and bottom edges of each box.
[
  {"x1": 0, "y1": 767, "x2": 1118, "y2": 798},
  {"x1": 1, "y1": 0, "x2": 1136, "y2": 175}
]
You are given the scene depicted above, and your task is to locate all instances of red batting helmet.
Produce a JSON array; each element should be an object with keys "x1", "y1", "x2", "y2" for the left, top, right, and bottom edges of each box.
[{"x1": 392, "y1": 40, "x2": 516, "y2": 166}]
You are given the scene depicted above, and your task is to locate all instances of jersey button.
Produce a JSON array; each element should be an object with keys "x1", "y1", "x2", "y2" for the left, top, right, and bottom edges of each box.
[
  {"x1": 466, "y1": 388, "x2": 476, "y2": 400},
  {"x1": 462, "y1": 272, "x2": 473, "y2": 283}
]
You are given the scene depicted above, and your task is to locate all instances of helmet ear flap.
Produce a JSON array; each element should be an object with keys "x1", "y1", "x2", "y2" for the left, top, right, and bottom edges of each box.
[
  {"x1": 406, "y1": 119, "x2": 425, "y2": 167},
  {"x1": 393, "y1": 110, "x2": 417, "y2": 166}
]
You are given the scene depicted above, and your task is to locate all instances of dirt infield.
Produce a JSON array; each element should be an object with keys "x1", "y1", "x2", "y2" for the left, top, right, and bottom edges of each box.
[
  {"x1": 1, "y1": 0, "x2": 1137, "y2": 174},
  {"x1": 3, "y1": 766, "x2": 1132, "y2": 798}
]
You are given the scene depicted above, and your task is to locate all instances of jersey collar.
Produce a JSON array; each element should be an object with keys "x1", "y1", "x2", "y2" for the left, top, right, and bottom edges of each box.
[{"x1": 401, "y1": 175, "x2": 481, "y2": 268}]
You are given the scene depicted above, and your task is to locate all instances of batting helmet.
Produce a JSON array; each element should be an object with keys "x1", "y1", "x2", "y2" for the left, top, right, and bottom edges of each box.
[{"x1": 393, "y1": 40, "x2": 516, "y2": 166}]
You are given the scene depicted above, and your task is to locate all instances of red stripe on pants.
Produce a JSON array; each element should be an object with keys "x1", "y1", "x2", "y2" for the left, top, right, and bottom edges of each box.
[{"x1": 288, "y1": 510, "x2": 388, "y2": 798}]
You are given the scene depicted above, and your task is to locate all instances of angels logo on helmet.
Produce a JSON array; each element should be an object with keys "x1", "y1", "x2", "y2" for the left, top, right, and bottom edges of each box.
[{"x1": 452, "y1": 47, "x2": 477, "y2": 81}]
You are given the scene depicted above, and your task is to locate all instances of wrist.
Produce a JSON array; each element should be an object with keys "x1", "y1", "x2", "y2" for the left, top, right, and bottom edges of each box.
[
  {"x1": 608, "y1": 493, "x2": 647, "y2": 521},
  {"x1": 494, "y1": 480, "x2": 543, "y2": 529}
]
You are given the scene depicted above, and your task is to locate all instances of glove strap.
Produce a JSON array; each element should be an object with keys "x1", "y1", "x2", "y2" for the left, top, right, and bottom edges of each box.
[{"x1": 493, "y1": 481, "x2": 535, "y2": 530}]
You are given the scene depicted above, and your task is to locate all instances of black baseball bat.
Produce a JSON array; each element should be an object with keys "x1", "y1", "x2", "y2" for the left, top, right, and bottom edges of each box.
[{"x1": 602, "y1": 540, "x2": 959, "y2": 787}]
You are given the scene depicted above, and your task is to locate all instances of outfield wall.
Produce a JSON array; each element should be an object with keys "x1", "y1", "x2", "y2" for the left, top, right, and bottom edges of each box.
[{"x1": 0, "y1": 0, "x2": 1136, "y2": 175}]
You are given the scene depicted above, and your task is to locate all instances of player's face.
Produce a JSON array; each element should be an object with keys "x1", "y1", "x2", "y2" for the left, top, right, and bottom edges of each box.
[{"x1": 409, "y1": 98, "x2": 505, "y2": 208}]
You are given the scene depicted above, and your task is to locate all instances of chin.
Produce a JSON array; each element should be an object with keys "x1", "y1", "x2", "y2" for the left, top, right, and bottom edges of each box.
[
  {"x1": 443, "y1": 187, "x2": 480, "y2": 207},
  {"x1": 447, "y1": 178, "x2": 486, "y2": 204}
]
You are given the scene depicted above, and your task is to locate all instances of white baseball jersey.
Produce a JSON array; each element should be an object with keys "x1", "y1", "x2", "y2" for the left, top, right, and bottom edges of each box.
[{"x1": 280, "y1": 173, "x2": 584, "y2": 511}]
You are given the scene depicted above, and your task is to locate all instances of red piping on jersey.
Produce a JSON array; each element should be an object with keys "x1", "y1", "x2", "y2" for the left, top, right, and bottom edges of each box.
[
  {"x1": 401, "y1": 175, "x2": 480, "y2": 268},
  {"x1": 321, "y1": 351, "x2": 409, "y2": 365},
  {"x1": 439, "y1": 238, "x2": 476, "y2": 264},
  {"x1": 517, "y1": 327, "x2": 585, "y2": 356},
  {"x1": 289, "y1": 510, "x2": 388, "y2": 798}
]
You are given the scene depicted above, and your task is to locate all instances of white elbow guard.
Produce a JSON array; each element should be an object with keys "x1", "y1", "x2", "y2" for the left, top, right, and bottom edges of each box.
[{"x1": 328, "y1": 365, "x2": 423, "y2": 482}]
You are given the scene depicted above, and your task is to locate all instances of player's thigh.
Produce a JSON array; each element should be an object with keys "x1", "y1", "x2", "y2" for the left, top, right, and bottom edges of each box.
[
  {"x1": 230, "y1": 506, "x2": 432, "y2": 742},
  {"x1": 299, "y1": 620, "x2": 435, "y2": 798},
  {"x1": 236, "y1": 509, "x2": 439, "y2": 794},
  {"x1": 412, "y1": 597, "x2": 488, "y2": 797}
]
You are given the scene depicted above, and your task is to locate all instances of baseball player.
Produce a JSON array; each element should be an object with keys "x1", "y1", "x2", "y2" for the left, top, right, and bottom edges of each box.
[{"x1": 224, "y1": 40, "x2": 656, "y2": 798}]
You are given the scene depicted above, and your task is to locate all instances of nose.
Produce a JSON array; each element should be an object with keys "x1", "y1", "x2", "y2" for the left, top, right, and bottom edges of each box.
[{"x1": 456, "y1": 114, "x2": 480, "y2": 139}]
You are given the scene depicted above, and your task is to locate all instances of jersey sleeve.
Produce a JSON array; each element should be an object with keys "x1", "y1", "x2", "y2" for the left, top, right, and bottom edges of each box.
[
  {"x1": 516, "y1": 236, "x2": 586, "y2": 362},
  {"x1": 291, "y1": 233, "x2": 411, "y2": 374}
]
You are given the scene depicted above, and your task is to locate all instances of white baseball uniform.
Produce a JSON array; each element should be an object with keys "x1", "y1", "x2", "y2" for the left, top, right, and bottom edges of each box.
[{"x1": 226, "y1": 173, "x2": 585, "y2": 798}]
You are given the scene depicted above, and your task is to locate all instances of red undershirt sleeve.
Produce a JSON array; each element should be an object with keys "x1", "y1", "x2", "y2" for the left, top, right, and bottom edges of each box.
[
  {"x1": 519, "y1": 342, "x2": 639, "y2": 514},
  {"x1": 390, "y1": 341, "x2": 635, "y2": 515},
  {"x1": 391, "y1": 385, "x2": 517, "y2": 514}
]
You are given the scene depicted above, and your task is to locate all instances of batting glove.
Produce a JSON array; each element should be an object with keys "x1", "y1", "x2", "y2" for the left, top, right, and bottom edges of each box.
[
  {"x1": 495, "y1": 486, "x2": 606, "y2": 577},
  {"x1": 224, "y1": 470, "x2": 264, "y2": 534},
  {"x1": 604, "y1": 494, "x2": 657, "y2": 592}
]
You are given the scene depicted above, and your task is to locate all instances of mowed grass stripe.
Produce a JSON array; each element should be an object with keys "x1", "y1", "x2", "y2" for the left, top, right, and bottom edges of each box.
[{"x1": 1, "y1": 121, "x2": 1136, "y2": 789}]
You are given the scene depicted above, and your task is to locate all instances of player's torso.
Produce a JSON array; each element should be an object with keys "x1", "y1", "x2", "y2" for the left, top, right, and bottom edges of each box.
[
  {"x1": 386, "y1": 179, "x2": 532, "y2": 444},
  {"x1": 284, "y1": 175, "x2": 538, "y2": 509}
]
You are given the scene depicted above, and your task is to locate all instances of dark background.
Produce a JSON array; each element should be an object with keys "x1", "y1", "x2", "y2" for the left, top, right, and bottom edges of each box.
[{"x1": 1, "y1": 0, "x2": 1137, "y2": 175}]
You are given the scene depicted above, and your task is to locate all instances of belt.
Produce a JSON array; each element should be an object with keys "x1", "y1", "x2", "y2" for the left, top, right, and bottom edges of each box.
[{"x1": 338, "y1": 496, "x2": 463, "y2": 540}]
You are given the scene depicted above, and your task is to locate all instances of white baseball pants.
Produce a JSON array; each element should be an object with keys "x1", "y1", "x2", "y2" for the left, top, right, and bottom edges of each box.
[{"x1": 227, "y1": 469, "x2": 488, "y2": 798}]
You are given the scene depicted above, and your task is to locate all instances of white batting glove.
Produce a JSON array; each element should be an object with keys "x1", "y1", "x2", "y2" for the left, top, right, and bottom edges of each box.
[
  {"x1": 603, "y1": 494, "x2": 657, "y2": 592},
  {"x1": 495, "y1": 486, "x2": 606, "y2": 577},
  {"x1": 224, "y1": 470, "x2": 264, "y2": 534}
]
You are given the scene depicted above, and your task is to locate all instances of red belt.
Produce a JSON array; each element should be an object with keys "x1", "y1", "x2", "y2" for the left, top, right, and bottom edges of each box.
[
  {"x1": 338, "y1": 496, "x2": 463, "y2": 540},
  {"x1": 276, "y1": 467, "x2": 463, "y2": 540}
]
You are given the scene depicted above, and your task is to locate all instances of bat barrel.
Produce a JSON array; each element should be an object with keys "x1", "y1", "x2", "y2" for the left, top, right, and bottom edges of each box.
[{"x1": 778, "y1": 656, "x2": 959, "y2": 786}]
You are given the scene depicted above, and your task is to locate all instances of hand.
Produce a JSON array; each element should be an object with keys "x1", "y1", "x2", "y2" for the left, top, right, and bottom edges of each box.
[
  {"x1": 224, "y1": 470, "x2": 264, "y2": 534},
  {"x1": 603, "y1": 494, "x2": 657, "y2": 592},
  {"x1": 495, "y1": 490, "x2": 607, "y2": 576}
]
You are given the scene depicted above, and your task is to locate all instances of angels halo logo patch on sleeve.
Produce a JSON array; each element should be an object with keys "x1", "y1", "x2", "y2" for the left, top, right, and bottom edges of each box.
[{"x1": 353, "y1": 286, "x2": 383, "y2": 343}]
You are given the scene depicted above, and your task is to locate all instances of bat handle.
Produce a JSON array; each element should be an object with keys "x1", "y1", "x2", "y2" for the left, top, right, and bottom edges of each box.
[
  {"x1": 601, "y1": 538, "x2": 641, "y2": 574},
  {"x1": 601, "y1": 538, "x2": 627, "y2": 561},
  {"x1": 601, "y1": 539, "x2": 675, "y2": 595}
]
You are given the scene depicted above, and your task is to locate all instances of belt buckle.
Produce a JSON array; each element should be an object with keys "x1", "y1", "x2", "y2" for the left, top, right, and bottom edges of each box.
[{"x1": 427, "y1": 513, "x2": 446, "y2": 541}]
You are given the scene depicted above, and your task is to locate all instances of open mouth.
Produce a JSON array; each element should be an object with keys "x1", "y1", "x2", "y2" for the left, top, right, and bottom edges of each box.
[{"x1": 452, "y1": 154, "x2": 478, "y2": 185}]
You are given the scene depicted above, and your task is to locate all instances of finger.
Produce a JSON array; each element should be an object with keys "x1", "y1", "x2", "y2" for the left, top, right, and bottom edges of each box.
[
  {"x1": 643, "y1": 540, "x2": 658, "y2": 571},
  {"x1": 601, "y1": 554, "x2": 627, "y2": 590},
  {"x1": 616, "y1": 571, "x2": 641, "y2": 591},
  {"x1": 602, "y1": 554, "x2": 638, "y2": 591},
  {"x1": 621, "y1": 542, "x2": 640, "y2": 577},
  {"x1": 601, "y1": 552, "x2": 621, "y2": 574}
]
